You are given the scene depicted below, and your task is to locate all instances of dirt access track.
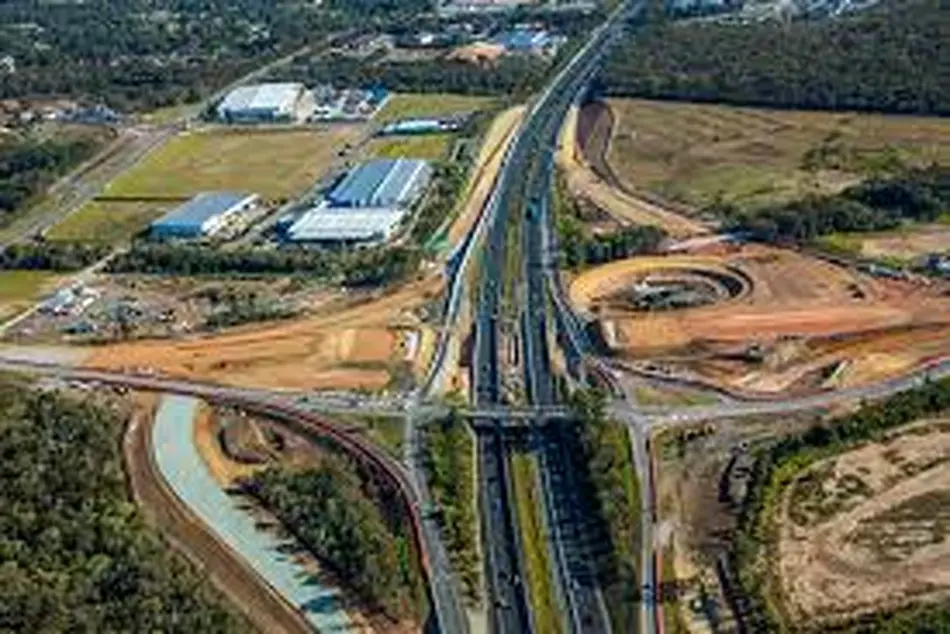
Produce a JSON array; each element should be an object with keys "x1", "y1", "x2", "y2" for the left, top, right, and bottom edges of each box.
[
  {"x1": 84, "y1": 107, "x2": 525, "y2": 393},
  {"x1": 778, "y1": 420, "x2": 950, "y2": 626},
  {"x1": 571, "y1": 243, "x2": 950, "y2": 395},
  {"x1": 557, "y1": 104, "x2": 707, "y2": 239}
]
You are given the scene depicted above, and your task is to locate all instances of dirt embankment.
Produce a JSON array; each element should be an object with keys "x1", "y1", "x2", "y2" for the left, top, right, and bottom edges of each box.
[
  {"x1": 123, "y1": 394, "x2": 315, "y2": 634},
  {"x1": 557, "y1": 104, "x2": 707, "y2": 238}
]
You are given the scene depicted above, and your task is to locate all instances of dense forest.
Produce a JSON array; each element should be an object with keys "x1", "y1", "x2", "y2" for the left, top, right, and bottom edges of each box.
[
  {"x1": 569, "y1": 388, "x2": 642, "y2": 632},
  {"x1": 107, "y1": 242, "x2": 422, "y2": 287},
  {"x1": 420, "y1": 410, "x2": 480, "y2": 603},
  {"x1": 0, "y1": 133, "x2": 108, "y2": 226},
  {"x1": 241, "y1": 461, "x2": 422, "y2": 620},
  {"x1": 0, "y1": 0, "x2": 359, "y2": 111},
  {"x1": 724, "y1": 165, "x2": 950, "y2": 244},
  {"x1": 600, "y1": 0, "x2": 948, "y2": 115},
  {"x1": 272, "y1": 50, "x2": 553, "y2": 98},
  {"x1": 0, "y1": 378, "x2": 249, "y2": 633},
  {"x1": 729, "y1": 377, "x2": 950, "y2": 631}
]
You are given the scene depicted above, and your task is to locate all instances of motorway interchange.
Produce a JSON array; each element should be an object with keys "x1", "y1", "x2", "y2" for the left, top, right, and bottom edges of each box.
[{"x1": 2, "y1": 3, "x2": 948, "y2": 634}]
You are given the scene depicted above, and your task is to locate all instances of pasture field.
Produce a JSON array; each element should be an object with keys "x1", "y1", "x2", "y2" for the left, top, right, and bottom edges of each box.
[
  {"x1": 0, "y1": 270, "x2": 60, "y2": 320},
  {"x1": 47, "y1": 201, "x2": 170, "y2": 244},
  {"x1": 362, "y1": 134, "x2": 454, "y2": 161},
  {"x1": 374, "y1": 93, "x2": 495, "y2": 123},
  {"x1": 599, "y1": 99, "x2": 950, "y2": 211},
  {"x1": 776, "y1": 420, "x2": 950, "y2": 625},
  {"x1": 103, "y1": 127, "x2": 360, "y2": 200}
]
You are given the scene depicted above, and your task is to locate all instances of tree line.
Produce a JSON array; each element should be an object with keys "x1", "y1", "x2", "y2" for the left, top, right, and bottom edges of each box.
[
  {"x1": 724, "y1": 165, "x2": 950, "y2": 244},
  {"x1": 0, "y1": 378, "x2": 249, "y2": 633},
  {"x1": 106, "y1": 243, "x2": 422, "y2": 287},
  {"x1": 419, "y1": 409, "x2": 481, "y2": 604},
  {"x1": 241, "y1": 460, "x2": 422, "y2": 620},
  {"x1": 555, "y1": 172, "x2": 667, "y2": 268},
  {"x1": 0, "y1": 241, "x2": 111, "y2": 271},
  {"x1": 0, "y1": 133, "x2": 108, "y2": 225},
  {"x1": 729, "y1": 377, "x2": 950, "y2": 631},
  {"x1": 568, "y1": 388, "x2": 642, "y2": 632},
  {"x1": 599, "y1": 0, "x2": 948, "y2": 115}
]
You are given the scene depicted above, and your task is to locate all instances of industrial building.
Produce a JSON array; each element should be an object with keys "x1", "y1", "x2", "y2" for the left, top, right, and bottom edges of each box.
[
  {"x1": 285, "y1": 203, "x2": 407, "y2": 244},
  {"x1": 326, "y1": 159, "x2": 433, "y2": 209},
  {"x1": 150, "y1": 192, "x2": 260, "y2": 239},
  {"x1": 216, "y1": 83, "x2": 314, "y2": 124},
  {"x1": 285, "y1": 159, "x2": 433, "y2": 245}
]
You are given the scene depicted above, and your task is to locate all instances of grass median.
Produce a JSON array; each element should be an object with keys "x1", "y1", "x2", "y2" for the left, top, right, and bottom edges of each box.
[{"x1": 511, "y1": 450, "x2": 564, "y2": 634}]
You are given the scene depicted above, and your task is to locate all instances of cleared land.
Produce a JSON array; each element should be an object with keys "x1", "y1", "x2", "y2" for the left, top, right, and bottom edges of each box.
[
  {"x1": 558, "y1": 105, "x2": 707, "y2": 238},
  {"x1": 85, "y1": 276, "x2": 442, "y2": 391},
  {"x1": 599, "y1": 98, "x2": 950, "y2": 211},
  {"x1": 363, "y1": 134, "x2": 454, "y2": 161},
  {"x1": 571, "y1": 244, "x2": 950, "y2": 395},
  {"x1": 778, "y1": 420, "x2": 950, "y2": 625},
  {"x1": 104, "y1": 127, "x2": 361, "y2": 200},
  {"x1": 46, "y1": 200, "x2": 170, "y2": 244},
  {"x1": 374, "y1": 93, "x2": 494, "y2": 123},
  {"x1": 0, "y1": 270, "x2": 60, "y2": 321},
  {"x1": 820, "y1": 223, "x2": 950, "y2": 262}
]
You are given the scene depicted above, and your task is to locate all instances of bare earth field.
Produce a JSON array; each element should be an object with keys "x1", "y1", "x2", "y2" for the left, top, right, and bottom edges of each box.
[
  {"x1": 571, "y1": 244, "x2": 950, "y2": 395},
  {"x1": 85, "y1": 276, "x2": 443, "y2": 391},
  {"x1": 779, "y1": 420, "x2": 950, "y2": 625},
  {"x1": 104, "y1": 127, "x2": 362, "y2": 201},
  {"x1": 599, "y1": 98, "x2": 950, "y2": 211}
]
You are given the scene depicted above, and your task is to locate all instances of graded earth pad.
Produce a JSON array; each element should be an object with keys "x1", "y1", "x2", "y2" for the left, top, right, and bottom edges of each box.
[
  {"x1": 85, "y1": 276, "x2": 443, "y2": 391},
  {"x1": 778, "y1": 420, "x2": 950, "y2": 625},
  {"x1": 570, "y1": 244, "x2": 950, "y2": 394}
]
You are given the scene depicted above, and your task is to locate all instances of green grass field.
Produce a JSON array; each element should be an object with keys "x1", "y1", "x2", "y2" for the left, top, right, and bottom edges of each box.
[
  {"x1": 47, "y1": 201, "x2": 170, "y2": 244},
  {"x1": 363, "y1": 134, "x2": 454, "y2": 161},
  {"x1": 375, "y1": 93, "x2": 494, "y2": 123},
  {"x1": 511, "y1": 452, "x2": 564, "y2": 634},
  {"x1": 0, "y1": 271, "x2": 60, "y2": 320},
  {"x1": 605, "y1": 98, "x2": 950, "y2": 211},
  {"x1": 103, "y1": 127, "x2": 359, "y2": 200}
]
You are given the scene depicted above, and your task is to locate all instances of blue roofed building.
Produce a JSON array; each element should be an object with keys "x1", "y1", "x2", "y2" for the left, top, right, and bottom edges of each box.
[
  {"x1": 150, "y1": 192, "x2": 260, "y2": 239},
  {"x1": 326, "y1": 159, "x2": 433, "y2": 209},
  {"x1": 493, "y1": 28, "x2": 554, "y2": 53}
]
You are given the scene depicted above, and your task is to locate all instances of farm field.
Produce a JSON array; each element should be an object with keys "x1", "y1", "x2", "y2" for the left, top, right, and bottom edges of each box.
[
  {"x1": 46, "y1": 200, "x2": 171, "y2": 244},
  {"x1": 103, "y1": 127, "x2": 361, "y2": 200},
  {"x1": 777, "y1": 419, "x2": 950, "y2": 625},
  {"x1": 363, "y1": 134, "x2": 454, "y2": 161},
  {"x1": 374, "y1": 93, "x2": 494, "y2": 123},
  {"x1": 0, "y1": 270, "x2": 60, "y2": 321},
  {"x1": 571, "y1": 244, "x2": 950, "y2": 395},
  {"x1": 592, "y1": 98, "x2": 950, "y2": 211}
]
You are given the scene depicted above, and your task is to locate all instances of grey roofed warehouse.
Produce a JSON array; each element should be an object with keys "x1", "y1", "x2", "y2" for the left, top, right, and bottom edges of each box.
[{"x1": 150, "y1": 192, "x2": 260, "y2": 239}]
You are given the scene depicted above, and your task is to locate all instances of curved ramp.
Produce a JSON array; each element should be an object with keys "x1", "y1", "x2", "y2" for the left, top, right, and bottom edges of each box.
[{"x1": 152, "y1": 394, "x2": 354, "y2": 633}]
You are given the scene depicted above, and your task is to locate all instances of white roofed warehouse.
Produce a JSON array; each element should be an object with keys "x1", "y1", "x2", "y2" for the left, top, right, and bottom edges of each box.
[
  {"x1": 150, "y1": 192, "x2": 260, "y2": 239},
  {"x1": 216, "y1": 83, "x2": 315, "y2": 124}
]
